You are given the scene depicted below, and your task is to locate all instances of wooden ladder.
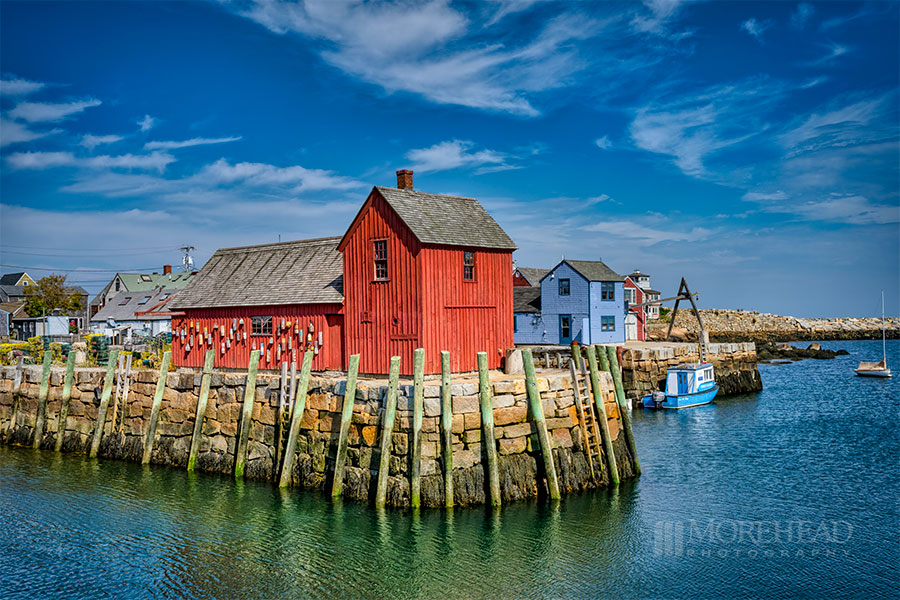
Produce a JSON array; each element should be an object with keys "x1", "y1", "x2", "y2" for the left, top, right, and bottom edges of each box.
[{"x1": 570, "y1": 354, "x2": 604, "y2": 480}]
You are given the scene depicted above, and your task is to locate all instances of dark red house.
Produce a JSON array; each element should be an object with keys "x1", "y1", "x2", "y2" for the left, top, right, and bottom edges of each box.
[
  {"x1": 170, "y1": 237, "x2": 345, "y2": 371},
  {"x1": 624, "y1": 275, "x2": 647, "y2": 341},
  {"x1": 170, "y1": 171, "x2": 516, "y2": 375},
  {"x1": 339, "y1": 171, "x2": 516, "y2": 375}
]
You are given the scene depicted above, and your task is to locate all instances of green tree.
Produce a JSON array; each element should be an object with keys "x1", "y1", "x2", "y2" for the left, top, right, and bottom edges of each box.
[{"x1": 23, "y1": 274, "x2": 84, "y2": 317}]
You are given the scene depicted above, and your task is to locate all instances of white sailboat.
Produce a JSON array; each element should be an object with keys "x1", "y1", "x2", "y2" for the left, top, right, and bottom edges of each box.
[{"x1": 855, "y1": 290, "x2": 892, "y2": 378}]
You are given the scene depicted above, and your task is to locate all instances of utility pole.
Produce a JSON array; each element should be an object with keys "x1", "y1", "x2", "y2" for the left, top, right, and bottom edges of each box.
[{"x1": 180, "y1": 245, "x2": 195, "y2": 272}]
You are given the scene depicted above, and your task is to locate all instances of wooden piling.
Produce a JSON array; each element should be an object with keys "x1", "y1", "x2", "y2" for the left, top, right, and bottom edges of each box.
[
  {"x1": 5, "y1": 356, "x2": 24, "y2": 438},
  {"x1": 142, "y1": 351, "x2": 171, "y2": 464},
  {"x1": 187, "y1": 350, "x2": 215, "y2": 472},
  {"x1": 234, "y1": 350, "x2": 261, "y2": 479},
  {"x1": 586, "y1": 346, "x2": 618, "y2": 485},
  {"x1": 605, "y1": 346, "x2": 641, "y2": 476},
  {"x1": 274, "y1": 362, "x2": 288, "y2": 472},
  {"x1": 89, "y1": 350, "x2": 120, "y2": 458},
  {"x1": 31, "y1": 350, "x2": 53, "y2": 449},
  {"x1": 522, "y1": 350, "x2": 560, "y2": 501},
  {"x1": 278, "y1": 351, "x2": 313, "y2": 487},
  {"x1": 478, "y1": 352, "x2": 502, "y2": 507},
  {"x1": 118, "y1": 353, "x2": 132, "y2": 432},
  {"x1": 54, "y1": 352, "x2": 77, "y2": 452},
  {"x1": 410, "y1": 348, "x2": 425, "y2": 509},
  {"x1": 440, "y1": 351, "x2": 454, "y2": 508},
  {"x1": 330, "y1": 354, "x2": 360, "y2": 498},
  {"x1": 374, "y1": 356, "x2": 401, "y2": 509}
]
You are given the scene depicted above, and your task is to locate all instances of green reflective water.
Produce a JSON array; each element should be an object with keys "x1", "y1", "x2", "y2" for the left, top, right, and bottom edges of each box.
[{"x1": 1, "y1": 341, "x2": 898, "y2": 599}]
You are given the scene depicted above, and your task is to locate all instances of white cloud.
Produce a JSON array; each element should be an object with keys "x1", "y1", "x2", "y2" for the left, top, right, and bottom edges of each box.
[
  {"x1": 5, "y1": 150, "x2": 175, "y2": 172},
  {"x1": 778, "y1": 95, "x2": 891, "y2": 156},
  {"x1": 485, "y1": 0, "x2": 546, "y2": 26},
  {"x1": 406, "y1": 139, "x2": 515, "y2": 174},
  {"x1": 582, "y1": 219, "x2": 716, "y2": 244},
  {"x1": 801, "y1": 43, "x2": 850, "y2": 67},
  {"x1": 755, "y1": 194, "x2": 899, "y2": 225},
  {"x1": 8, "y1": 98, "x2": 102, "y2": 122},
  {"x1": 594, "y1": 135, "x2": 612, "y2": 150},
  {"x1": 791, "y1": 3, "x2": 815, "y2": 29},
  {"x1": 740, "y1": 18, "x2": 772, "y2": 42},
  {"x1": 5, "y1": 151, "x2": 76, "y2": 170},
  {"x1": 144, "y1": 136, "x2": 242, "y2": 150},
  {"x1": 137, "y1": 114, "x2": 158, "y2": 132},
  {"x1": 195, "y1": 158, "x2": 364, "y2": 191},
  {"x1": 0, "y1": 77, "x2": 46, "y2": 96},
  {"x1": 0, "y1": 118, "x2": 61, "y2": 147},
  {"x1": 742, "y1": 191, "x2": 788, "y2": 203},
  {"x1": 631, "y1": 0, "x2": 685, "y2": 35},
  {"x1": 237, "y1": 1, "x2": 605, "y2": 116},
  {"x1": 80, "y1": 134, "x2": 124, "y2": 151}
]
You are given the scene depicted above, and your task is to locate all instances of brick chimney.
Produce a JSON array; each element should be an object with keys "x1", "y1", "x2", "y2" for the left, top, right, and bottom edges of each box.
[
  {"x1": 396, "y1": 169, "x2": 413, "y2": 190},
  {"x1": 163, "y1": 264, "x2": 172, "y2": 275}
]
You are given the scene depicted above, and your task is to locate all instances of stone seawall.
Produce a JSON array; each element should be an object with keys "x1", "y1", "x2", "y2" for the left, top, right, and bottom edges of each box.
[
  {"x1": 0, "y1": 365, "x2": 636, "y2": 508},
  {"x1": 620, "y1": 342, "x2": 762, "y2": 401},
  {"x1": 657, "y1": 309, "x2": 900, "y2": 343}
]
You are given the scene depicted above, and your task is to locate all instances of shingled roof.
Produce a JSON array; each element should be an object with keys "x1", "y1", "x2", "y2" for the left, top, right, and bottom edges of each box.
[
  {"x1": 544, "y1": 259, "x2": 623, "y2": 282},
  {"x1": 514, "y1": 287, "x2": 541, "y2": 314},
  {"x1": 516, "y1": 267, "x2": 549, "y2": 286},
  {"x1": 368, "y1": 186, "x2": 517, "y2": 250},
  {"x1": 170, "y1": 237, "x2": 344, "y2": 309}
]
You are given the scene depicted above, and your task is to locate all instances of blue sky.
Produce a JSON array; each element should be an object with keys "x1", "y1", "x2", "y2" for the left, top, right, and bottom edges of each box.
[{"x1": 1, "y1": 0, "x2": 897, "y2": 317}]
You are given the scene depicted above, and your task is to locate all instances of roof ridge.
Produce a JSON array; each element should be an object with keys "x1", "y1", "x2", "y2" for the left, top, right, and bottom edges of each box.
[
  {"x1": 374, "y1": 185, "x2": 477, "y2": 201},
  {"x1": 215, "y1": 236, "x2": 343, "y2": 255}
]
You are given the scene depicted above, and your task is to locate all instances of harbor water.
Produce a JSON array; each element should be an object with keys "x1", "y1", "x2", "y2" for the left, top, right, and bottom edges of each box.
[{"x1": 1, "y1": 340, "x2": 897, "y2": 599}]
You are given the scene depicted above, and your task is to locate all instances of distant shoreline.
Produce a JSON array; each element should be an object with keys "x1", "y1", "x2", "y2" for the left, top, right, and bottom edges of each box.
[{"x1": 650, "y1": 309, "x2": 900, "y2": 343}]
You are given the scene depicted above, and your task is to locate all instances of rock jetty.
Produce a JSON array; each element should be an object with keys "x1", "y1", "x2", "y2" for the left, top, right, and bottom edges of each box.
[{"x1": 651, "y1": 309, "x2": 899, "y2": 343}]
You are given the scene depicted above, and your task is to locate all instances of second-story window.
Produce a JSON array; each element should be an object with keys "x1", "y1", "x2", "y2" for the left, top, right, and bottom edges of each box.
[
  {"x1": 559, "y1": 278, "x2": 570, "y2": 296},
  {"x1": 463, "y1": 251, "x2": 475, "y2": 280},
  {"x1": 373, "y1": 240, "x2": 388, "y2": 281},
  {"x1": 601, "y1": 281, "x2": 615, "y2": 301}
]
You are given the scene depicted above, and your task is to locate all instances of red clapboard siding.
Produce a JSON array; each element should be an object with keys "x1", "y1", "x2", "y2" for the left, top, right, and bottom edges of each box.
[
  {"x1": 340, "y1": 188, "x2": 514, "y2": 375},
  {"x1": 624, "y1": 278, "x2": 647, "y2": 341},
  {"x1": 171, "y1": 304, "x2": 344, "y2": 371},
  {"x1": 341, "y1": 190, "x2": 423, "y2": 375},
  {"x1": 420, "y1": 246, "x2": 513, "y2": 373}
]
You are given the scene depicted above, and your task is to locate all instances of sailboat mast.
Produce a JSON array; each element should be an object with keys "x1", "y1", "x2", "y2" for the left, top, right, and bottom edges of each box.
[{"x1": 882, "y1": 289, "x2": 886, "y2": 361}]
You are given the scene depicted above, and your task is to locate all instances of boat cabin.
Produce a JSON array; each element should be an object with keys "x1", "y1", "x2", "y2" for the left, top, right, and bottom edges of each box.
[{"x1": 666, "y1": 363, "x2": 716, "y2": 396}]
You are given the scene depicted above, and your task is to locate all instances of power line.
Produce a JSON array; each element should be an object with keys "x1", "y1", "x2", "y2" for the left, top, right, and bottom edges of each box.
[
  {"x1": 0, "y1": 244, "x2": 182, "y2": 252},
  {"x1": 1, "y1": 249, "x2": 182, "y2": 258},
  {"x1": 0, "y1": 264, "x2": 160, "y2": 273}
]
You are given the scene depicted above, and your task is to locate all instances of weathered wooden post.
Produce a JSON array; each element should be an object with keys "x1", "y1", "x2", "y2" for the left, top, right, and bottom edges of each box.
[
  {"x1": 31, "y1": 350, "x2": 53, "y2": 449},
  {"x1": 410, "y1": 348, "x2": 425, "y2": 509},
  {"x1": 274, "y1": 361, "x2": 288, "y2": 470},
  {"x1": 187, "y1": 349, "x2": 215, "y2": 472},
  {"x1": 234, "y1": 349, "x2": 261, "y2": 479},
  {"x1": 5, "y1": 356, "x2": 25, "y2": 438},
  {"x1": 522, "y1": 350, "x2": 560, "y2": 501},
  {"x1": 374, "y1": 356, "x2": 401, "y2": 509},
  {"x1": 586, "y1": 346, "x2": 618, "y2": 485},
  {"x1": 331, "y1": 354, "x2": 360, "y2": 497},
  {"x1": 278, "y1": 351, "x2": 313, "y2": 487},
  {"x1": 440, "y1": 351, "x2": 454, "y2": 508},
  {"x1": 54, "y1": 352, "x2": 77, "y2": 452},
  {"x1": 89, "y1": 350, "x2": 120, "y2": 458},
  {"x1": 142, "y1": 351, "x2": 171, "y2": 464},
  {"x1": 605, "y1": 345, "x2": 640, "y2": 476},
  {"x1": 478, "y1": 352, "x2": 502, "y2": 507}
]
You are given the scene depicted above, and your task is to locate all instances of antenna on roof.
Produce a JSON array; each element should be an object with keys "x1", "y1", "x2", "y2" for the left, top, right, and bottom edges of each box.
[{"x1": 180, "y1": 245, "x2": 195, "y2": 272}]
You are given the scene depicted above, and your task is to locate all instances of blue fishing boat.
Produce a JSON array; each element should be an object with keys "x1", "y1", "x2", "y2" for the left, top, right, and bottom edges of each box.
[{"x1": 642, "y1": 363, "x2": 719, "y2": 409}]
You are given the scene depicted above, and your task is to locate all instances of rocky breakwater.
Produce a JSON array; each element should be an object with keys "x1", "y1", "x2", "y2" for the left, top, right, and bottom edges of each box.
[
  {"x1": 0, "y1": 364, "x2": 636, "y2": 508},
  {"x1": 620, "y1": 342, "x2": 762, "y2": 401},
  {"x1": 654, "y1": 309, "x2": 900, "y2": 343},
  {"x1": 757, "y1": 341, "x2": 849, "y2": 363}
]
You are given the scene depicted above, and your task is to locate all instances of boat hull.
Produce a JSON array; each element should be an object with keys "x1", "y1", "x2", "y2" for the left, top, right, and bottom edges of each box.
[
  {"x1": 642, "y1": 385, "x2": 719, "y2": 409},
  {"x1": 855, "y1": 369, "x2": 892, "y2": 378}
]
